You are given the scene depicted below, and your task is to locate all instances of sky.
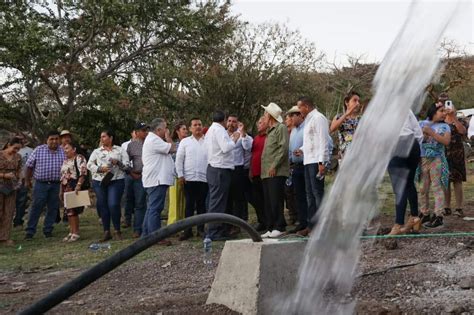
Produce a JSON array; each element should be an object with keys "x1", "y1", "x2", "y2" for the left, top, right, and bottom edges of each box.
[{"x1": 231, "y1": 0, "x2": 473, "y2": 65}]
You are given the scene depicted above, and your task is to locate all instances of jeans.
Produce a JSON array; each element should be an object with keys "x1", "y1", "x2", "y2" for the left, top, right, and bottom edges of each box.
[
  {"x1": 292, "y1": 164, "x2": 308, "y2": 228},
  {"x1": 14, "y1": 184, "x2": 29, "y2": 226},
  {"x1": 262, "y1": 176, "x2": 286, "y2": 231},
  {"x1": 183, "y1": 181, "x2": 208, "y2": 235},
  {"x1": 93, "y1": 179, "x2": 125, "y2": 232},
  {"x1": 388, "y1": 141, "x2": 420, "y2": 225},
  {"x1": 142, "y1": 185, "x2": 169, "y2": 236},
  {"x1": 128, "y1": 177, "x2": 147, "y2": 235},
  {"x1": 25, "y1": 181, "x2": 60, "y2": 236},
  {"x1": 123, "y1": 175, "x2": 135, "y2": 225},
  {"x1": 304, "y1": 163, "x2": 325, "y2": 229}
]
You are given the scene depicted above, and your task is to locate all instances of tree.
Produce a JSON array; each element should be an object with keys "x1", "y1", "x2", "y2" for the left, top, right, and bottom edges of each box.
[{"x1": 0, "y1": 0, "x2": 235, "y2": 144}]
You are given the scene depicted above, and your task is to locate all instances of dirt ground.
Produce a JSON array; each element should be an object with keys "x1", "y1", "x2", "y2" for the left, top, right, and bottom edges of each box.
[{"x1": 1, "y1": 210, "x2": 473, "y2": 314}]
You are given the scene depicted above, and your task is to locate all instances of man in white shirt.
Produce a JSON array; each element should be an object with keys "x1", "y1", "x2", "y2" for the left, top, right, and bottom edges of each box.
[
  {"x1": 205, "y1": 110, "x2": 239, "y2": 240},
  {"x1": 297, "y1": 96, "x2": 330, "y2": 235},
  {"x1": 121, "y1": 130, "x2": 136, "y2": 228},
  {"x1": 467, "y1": 115, "x2": 474, "y2": 140},
  {"x1": 142, "y1": 118, "x2": 176, "y2": 238},
  {"x1": 226, "y1": 114, "x2": 253, "y2": 228},
  {"x1": 175, "y1": 118, "x2": 208, "y2": 240}
]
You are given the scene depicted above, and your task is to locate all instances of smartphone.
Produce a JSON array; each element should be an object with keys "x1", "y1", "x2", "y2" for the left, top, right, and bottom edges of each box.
[{"x1": 445, "y1": 100, "x2": 453, "y2": 109}]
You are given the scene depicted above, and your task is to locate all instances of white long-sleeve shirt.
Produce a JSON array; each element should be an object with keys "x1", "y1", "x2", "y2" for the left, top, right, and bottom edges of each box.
[
  {"x1": 400, "y1": 110, "x2": 423, "y2": 146},
  {"x1": 175, "y1": 135, "x2": 208, "y2": 182},
  {"x1": 302, "y1": 109, "x2": 330, "y2": 165},
  {"x1": 142, "y1": 132, "x2": 175, "y2": 187},
  {"x1": 87, "y1": 145, "x2": 129, "y2": 181},
  {"x1": 232, "y1": 134, "x2": 253, "y2": 166},
  {"x1": 205, "y1": 122, "x2": 235, "y2": 169}
]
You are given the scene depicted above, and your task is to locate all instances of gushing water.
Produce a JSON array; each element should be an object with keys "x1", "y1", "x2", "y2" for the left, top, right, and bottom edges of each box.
[{"x1": 280, "y1": 1, "x2": 460, "y2": 314}]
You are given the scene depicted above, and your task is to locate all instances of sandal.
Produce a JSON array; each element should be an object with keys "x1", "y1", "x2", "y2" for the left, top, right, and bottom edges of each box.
[
  {"x1": 63, "y1": 233, "x2": 72, "y2": 242},
  {"x1": 68, "y1": 234, "x2": 80, "y2": 242}
]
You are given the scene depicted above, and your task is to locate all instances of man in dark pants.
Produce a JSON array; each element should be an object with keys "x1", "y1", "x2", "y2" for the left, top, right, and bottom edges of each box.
[
  {"x1": 286, "y1": 106, "x2": 309, "y2": 233},
  {"x1": 175, "y1": 118, "x2": 209, "y2": 240},
  {"x1": 249, "y1": 116, "x2": 268, "y2": 232},
  {"x1": 226, "y1": 114, "x2": 252, "y2": 235},
  {"x1": 205, "y1": 111, "x2": 238, "y2": 241},
  {"x1": 297, "y1": 97, "x2": 330, "y2": 236},
  {"x1": 260, "y1": 103, "x2": 289, "y2": 239},
  {"x1": 24, "y1": 130, "x2": 66, "y2": 239}
]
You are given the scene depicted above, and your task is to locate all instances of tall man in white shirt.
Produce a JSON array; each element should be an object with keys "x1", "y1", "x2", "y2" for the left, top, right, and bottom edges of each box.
[
  {"x1": 205, "y1": 110, "x2": 239, "y2": 240},
  {"x1": 142, "y1": 118, "x2": 176, "y2": 238},
  {"x1": 226, "y1": 114, "x2": 253, "y2": 226},
  {"x1": 175, "y1": 118, "x2": 208, "y2": 240},
  {"x1": 297, "y1": 96, "x2": 330, "y2": 235}
]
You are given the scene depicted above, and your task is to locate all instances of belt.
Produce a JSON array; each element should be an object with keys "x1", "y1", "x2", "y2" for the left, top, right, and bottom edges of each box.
[
  {"x1": 290, "y1": 162, "x2": 304, "y2": 167},
  {"x1": 37, "y1": 180, "x2": 60, "y2": 184}
]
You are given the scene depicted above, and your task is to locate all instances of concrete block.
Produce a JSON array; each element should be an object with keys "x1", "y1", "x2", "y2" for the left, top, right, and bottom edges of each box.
[{"x1": 206, "y1": 238, "x2": 306, "y2": 315}]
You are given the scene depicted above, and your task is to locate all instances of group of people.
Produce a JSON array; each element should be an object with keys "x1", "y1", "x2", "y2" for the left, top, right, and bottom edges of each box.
[{"x1": 0, "y1": 92, "x2": 471, "y2": 245}]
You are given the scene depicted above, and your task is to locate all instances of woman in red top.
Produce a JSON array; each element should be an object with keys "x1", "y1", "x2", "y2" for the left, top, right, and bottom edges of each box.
[{"x1": 249, "y1": 116, "x2": 268, "y2": 232}]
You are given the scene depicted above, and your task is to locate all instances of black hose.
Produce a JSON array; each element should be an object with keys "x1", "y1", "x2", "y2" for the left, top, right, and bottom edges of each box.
[{"x1": 19, "y1": 213, "x2": 262, "y2": 315}]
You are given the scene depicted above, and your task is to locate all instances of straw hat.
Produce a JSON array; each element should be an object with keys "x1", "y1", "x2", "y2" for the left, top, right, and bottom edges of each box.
[
  {"x1": 261, "y1": 102, "x2": 283, "y2": 123},
  {"x1": 60, "y1": 130, "x2": 71, "y2": 137},
  {"x1": 286, "y1": 105, "x2": 300, "y2": 115}
]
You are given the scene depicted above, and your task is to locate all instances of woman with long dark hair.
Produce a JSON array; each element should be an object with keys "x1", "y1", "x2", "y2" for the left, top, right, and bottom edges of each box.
[
  {"x1": 0, "y1": 138, "x2": 22, "y2": 245},
  {"x1": 87, "y1": 130, "x2": 129, "y2": 241},
  {"x1": 418, "y1": 103, "x2": 451, "y2": 228},
  {"x1": 168, "y1": 122, "x2": 188, "y2": 225},
  {"x1": 330, "y1": 91, "x2": 362, "y2": 160}
]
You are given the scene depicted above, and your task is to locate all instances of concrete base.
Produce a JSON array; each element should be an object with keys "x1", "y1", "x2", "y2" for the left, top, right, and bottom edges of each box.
[{"x1": 206, "y1": 239, "x2": 306, "y2": 315}]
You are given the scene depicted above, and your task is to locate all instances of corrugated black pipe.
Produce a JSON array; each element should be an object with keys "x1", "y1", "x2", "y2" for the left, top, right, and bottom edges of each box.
[{"x1": 19, "y1": 213, "x2": 262, "y2": 315}]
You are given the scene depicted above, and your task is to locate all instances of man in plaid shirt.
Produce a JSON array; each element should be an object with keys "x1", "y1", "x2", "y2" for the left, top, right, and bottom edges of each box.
[{"x1": 25, "y1": 130, "x2": 66, "y2": 239}]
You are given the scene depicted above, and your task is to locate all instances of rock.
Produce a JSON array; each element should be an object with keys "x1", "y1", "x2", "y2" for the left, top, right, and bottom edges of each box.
[
  {"x1": 459, "y1": 276, "x2": 474, "y2": 289},
  {"x1": 444, "y1": 304, "x2": 466, "y2": 314},
  {"x1": 383, "y1": 239, "x2": 398, "y2": 250}
]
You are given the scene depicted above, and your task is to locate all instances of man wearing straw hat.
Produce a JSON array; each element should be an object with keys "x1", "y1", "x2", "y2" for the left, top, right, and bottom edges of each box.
[{"x1": 260, "y1": 102, "x2": 289, "y2": 238}]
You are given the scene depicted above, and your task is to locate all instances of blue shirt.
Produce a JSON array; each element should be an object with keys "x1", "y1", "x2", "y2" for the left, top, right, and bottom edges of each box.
[
  {"x1": 289, "y1": 121, "x2": 305, "y2": 164},
  {"x1": 419, "y1": 120, "x2": 450, "y2": 158}
]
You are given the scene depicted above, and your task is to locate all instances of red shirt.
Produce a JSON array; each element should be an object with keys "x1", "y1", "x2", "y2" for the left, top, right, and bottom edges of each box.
[{"x1": 251, "y1": 134, "x2": 267, "y2": 177}]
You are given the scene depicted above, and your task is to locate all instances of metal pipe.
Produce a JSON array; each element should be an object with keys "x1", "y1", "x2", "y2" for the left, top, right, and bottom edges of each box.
[{"x1": 19, "y1": 213, "x2": 261, "y2": 315}]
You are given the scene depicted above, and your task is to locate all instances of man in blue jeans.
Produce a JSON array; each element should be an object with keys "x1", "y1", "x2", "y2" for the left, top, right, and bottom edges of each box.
[
  {"x1": 141, "y1": 118, "x2": 176, "y2": 243},
  {"x1": 297, "y1": 97, "x2": 330, "y2": 236},
  {"x1": 24, "y1": 130, "x2": 66, "y2": 239},
  {"x1": 126, "y1": 122, "x2": 149, "y2": 238}
]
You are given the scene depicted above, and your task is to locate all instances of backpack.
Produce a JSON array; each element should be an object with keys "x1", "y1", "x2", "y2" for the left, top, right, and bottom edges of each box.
[{"x1": 74, "y1": 156, "x2": 91, "y2": 190}]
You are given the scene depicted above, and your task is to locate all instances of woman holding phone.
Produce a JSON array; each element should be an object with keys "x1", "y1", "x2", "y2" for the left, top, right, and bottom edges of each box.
[
  {"x1": 418, "y1": 103, "x2": 451, "y2": 228},
  {"x1": 87, "y1": 130, "x2": 129, "y2": 241},
  {"x1": 442, "y1": 97, "x2": 467, "y2": 218}
]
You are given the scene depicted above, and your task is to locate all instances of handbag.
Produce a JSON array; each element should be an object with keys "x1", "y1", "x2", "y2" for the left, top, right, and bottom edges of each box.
[
  {"x1": 74, "y1": 157, "x2": 91, "y2": 190},
  {"x1": 100, "y1": 171, "x2": 114, "y2": 188}
]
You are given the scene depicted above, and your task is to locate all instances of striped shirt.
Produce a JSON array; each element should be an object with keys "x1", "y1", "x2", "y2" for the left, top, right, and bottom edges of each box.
[{"x1": 26, "y1": 144, "x2": 66, "y2": 182}]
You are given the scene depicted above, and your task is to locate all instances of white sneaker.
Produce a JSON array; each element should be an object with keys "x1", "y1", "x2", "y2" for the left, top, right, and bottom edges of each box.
[
  {"x1": 261, "y1": 231, "x2": 271, "y2": 238},
  {"x1": 269, "y1": 230, "x2": 283, "y2": 238}
]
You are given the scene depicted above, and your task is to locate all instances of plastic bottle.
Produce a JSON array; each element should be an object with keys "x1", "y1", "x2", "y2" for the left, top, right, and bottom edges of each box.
[
  {"x1": 203, "y1": 237, "x2": 212, "y2": 266},
  {"x1": 88, "y1": 243, "x2": 111, "y2": 251}
]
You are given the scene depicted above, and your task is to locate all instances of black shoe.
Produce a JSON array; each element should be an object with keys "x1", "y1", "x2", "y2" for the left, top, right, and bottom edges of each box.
[
  {"x1": 453, "y1": 209, "x2": 464, "y2": 217},
  {"x1": 443, "y1": 208, "x2": 452, "y2": 216},
  {"x1": 44, "y1": 232, "x2": 53, "y2": 238},
  {"x1": 288, "y1": 225, "x2": 306, "y2": 234},
  {"x1": 419, "y1": 213, "x2": 432, "y2": 224},
  {"x1": 424, "y1": 216, "x2": 443, "y2": 228},
  {"x1": 24, "y1": 234, "x2": 33, "y2": 240}
]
